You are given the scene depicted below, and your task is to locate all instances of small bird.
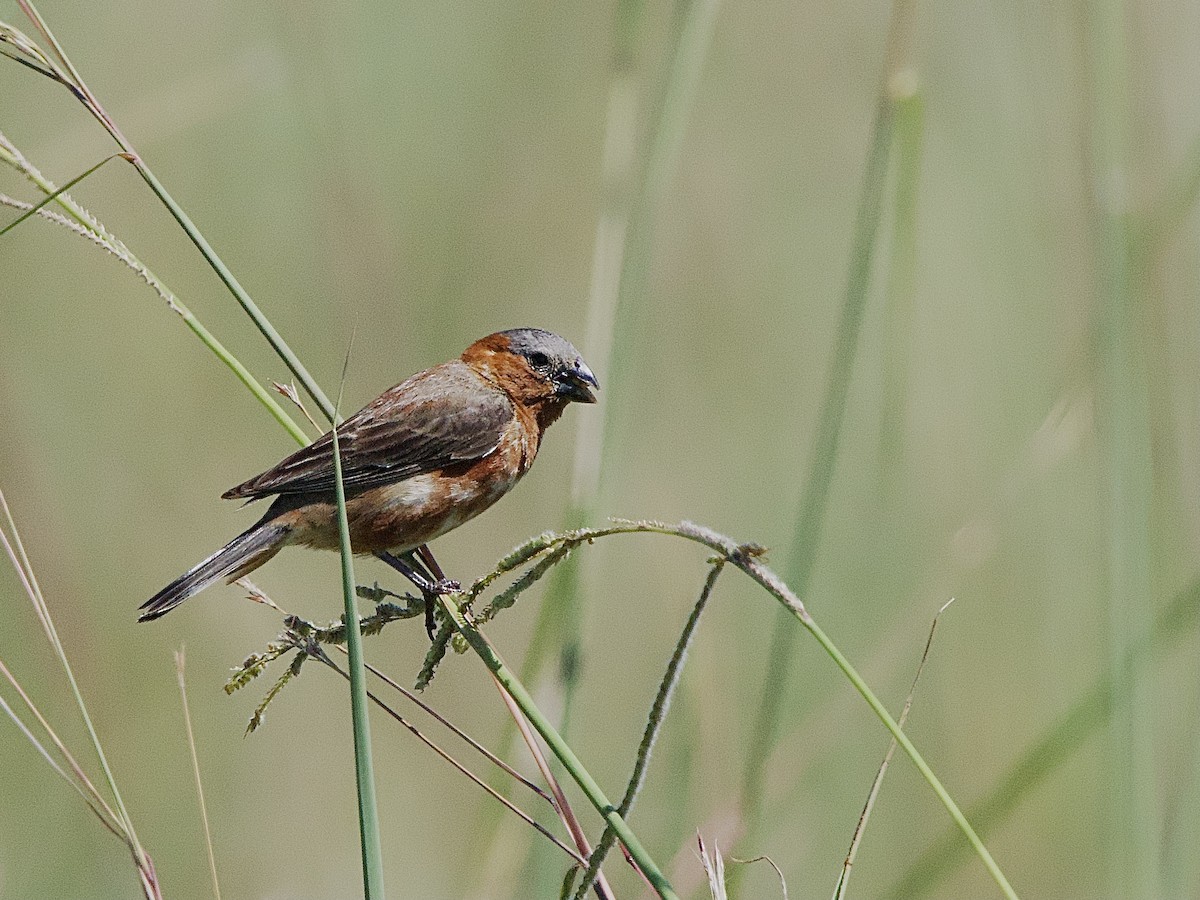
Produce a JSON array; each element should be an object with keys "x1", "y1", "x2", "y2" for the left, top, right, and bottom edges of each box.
[{"x1": 139, "y1": 328, "x2": 598, "y2": 625}]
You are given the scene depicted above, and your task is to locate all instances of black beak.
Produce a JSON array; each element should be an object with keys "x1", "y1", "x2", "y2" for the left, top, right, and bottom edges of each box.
[{"x1": 556, "y1": 362, "x2": 599, "y2": 403}]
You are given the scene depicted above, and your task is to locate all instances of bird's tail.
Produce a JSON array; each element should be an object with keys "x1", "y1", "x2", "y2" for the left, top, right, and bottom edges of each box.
[{"x1": 138, "y1": 521, "x2": 289, "y2": 622}]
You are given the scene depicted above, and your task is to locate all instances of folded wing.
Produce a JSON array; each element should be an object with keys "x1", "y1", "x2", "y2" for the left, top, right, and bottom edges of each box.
[{"x1": 223, "y1": 361, "x2": 512, "y2": 500}]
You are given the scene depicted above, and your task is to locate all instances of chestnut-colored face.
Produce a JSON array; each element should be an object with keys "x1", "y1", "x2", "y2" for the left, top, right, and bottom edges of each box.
[{"x1": 463, "y1": 328, "x2": 599, "y2": 406}]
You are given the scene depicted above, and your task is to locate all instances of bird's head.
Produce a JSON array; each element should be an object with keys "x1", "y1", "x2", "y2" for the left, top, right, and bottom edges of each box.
[{"x1": 463, "y1": 329, "x2": 599, "y2": 420}]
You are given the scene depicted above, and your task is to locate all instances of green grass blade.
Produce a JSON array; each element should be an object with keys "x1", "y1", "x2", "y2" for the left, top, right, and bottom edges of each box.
[
  {"x1": 738, "y1": 0, "x2": 917, "y2": 857},
  {"x1": 442, "y1": 602, "x2": 679, "y2": 900},
  {"x1": 1083, "y1": 1, "x2": 1159, "y2": 896},
  {"x1": 831, "y1": 599, "x2": 948, "y2": 900},
  {"x1": 0, "y1": 135, "x2": 310, "y2": 448},
  {"x1": 885, "y1": 574, "x2": 1200, "y2": 898},
  {"x1": 175, "y1": 649, "x2": 222, "y2": 900},
  {"x1": 0, "y1": 152, "x2": 120, "y2": 237},
  {"x1": 0, "y1": 489, "x2": 155, "y2": 887},
  {"x1": 330, "y1": 365, "x2": 385, "y2": 899},
  {"x1": 572, "y1": 562, "x2": 724, "y2": 898},
  {"x1": 878, "y1": 85, "x2": 923, "y2": 487},
  {"x1": 15, "y1": 0, "x2": 337, "y2": 423},
  {"x1": 446, "y1": 520, "x2": 1020, "y2": 897}
]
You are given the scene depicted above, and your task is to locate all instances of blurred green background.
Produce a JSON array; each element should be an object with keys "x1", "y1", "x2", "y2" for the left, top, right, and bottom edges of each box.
[{"x1": 3, "y1": 0, "x2": 1199, "y2": 897}]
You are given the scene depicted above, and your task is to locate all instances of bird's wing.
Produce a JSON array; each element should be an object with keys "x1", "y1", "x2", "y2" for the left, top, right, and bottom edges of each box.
[{"x1": 223, "y1": 361, "x2": 512, "y2": 500}]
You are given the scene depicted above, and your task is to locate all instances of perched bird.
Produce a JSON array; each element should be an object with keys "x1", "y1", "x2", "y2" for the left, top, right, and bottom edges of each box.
[{"x1": 139, "y1": 328, "x2": 598, "y2": 625}]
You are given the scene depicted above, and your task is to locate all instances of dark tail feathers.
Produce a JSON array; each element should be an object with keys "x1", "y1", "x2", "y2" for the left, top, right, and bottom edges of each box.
[{"x1": 139, "y1": 522, "x2": 288, "y2": 622}]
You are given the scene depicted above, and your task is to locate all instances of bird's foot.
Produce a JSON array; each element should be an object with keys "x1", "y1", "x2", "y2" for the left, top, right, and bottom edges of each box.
[
  {"x1": 430, "y1": 578, "x2": 461, "y2": 595},
  {"x1": 422, "y1": 579, "x2": 461, "y2": 640}
]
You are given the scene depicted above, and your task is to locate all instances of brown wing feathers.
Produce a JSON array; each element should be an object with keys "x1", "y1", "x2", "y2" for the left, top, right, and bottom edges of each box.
[{"x1": 223, "y1": 362, "x2": 513, "y2": 501}]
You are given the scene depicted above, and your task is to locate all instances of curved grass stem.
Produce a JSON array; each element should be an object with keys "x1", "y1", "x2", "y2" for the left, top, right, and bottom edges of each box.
[
  {"x1": 454, "y1": 520, "x2": 1020, "y2": 899},
  {"x1": 440, "y1": 597, "x2": 680, "y2": 900},
  {"x1": 572, "y1": 561, "x2": 724, "y2": 899}
]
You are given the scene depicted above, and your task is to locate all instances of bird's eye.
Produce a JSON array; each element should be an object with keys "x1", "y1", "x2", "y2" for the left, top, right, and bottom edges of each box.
[{"x1": 528, "y1": 351, "x2": 551, "y2": 369}]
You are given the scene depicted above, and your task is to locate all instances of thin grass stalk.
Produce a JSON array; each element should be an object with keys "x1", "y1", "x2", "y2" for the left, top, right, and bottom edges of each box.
[
  {"x1": 730, "y1": 854, "x2": 789, "y2": 899},
  {"x1": 349, "y1": 651, "x2": 551, "y2": 801},
  {"x1": 15, "y1": 0, "x2": 337, "y2": 422},
  {"x1": 0, "y1": 665, "x2": 122, "y2": 838},
  {"x1": 0, "y1": 691, "x2": 80, "y2": 803},
  {"x1": 0, "y1": 135, "x2": 309, "y2": 446},
  {"x1": 0, "y1": 642, "x2": 121, "y2": 832},
  {"x1": 884, "y1": 572, "x2": 1200, "y2": 898},
  {"x1": 440, "y1": 597, "x2": 680, "y2": 900},
  {"x1": 0, "y1": 490, "x2": 158, "y2": 894},
  {"x1": 491, "y1": 678, "x2": 617, "y2": 899},
  {"x1": 1162, "y1": 663, "x2": 1200, "y2": 895},
  {"x1": 329, "y1": 383, "x2": 385, "y2": 898},
  {"x1": 1082, "y1": 1, "x2": 1159, "y2": 897},
  {"x1": 767, "y1": 605, "x2": 1017, "y2": 898},
  {"x1": 831, "y1": 599, "x2": 950, "y2": 900},
  {"x1": 175, "y1": 650, "x2": 222, "y2": 900},
  {"x1": 310, "y1": 649, "x2": 587, "y2": 868},
  {"x1": 526, "y1": 0, "x2": 723, "y2": 731},
  {"x1": 737, "y1": 0, "x2": 919, "y2": 865},
  {"x1": 572, "y1": 562, "x2": 724, "y2": 899},
  {"x1": 500, "y1": 1, "x2": 719, "y2": 888},
  {"x1": 877, "y1": 82, "x2": 923, "y2": 488},
  {"x1": 0, "y1": 151, "x2": 122, "y2": 237},
  {"x1": 440, "y1": 520, "x2": 1017, "y2": 896}
]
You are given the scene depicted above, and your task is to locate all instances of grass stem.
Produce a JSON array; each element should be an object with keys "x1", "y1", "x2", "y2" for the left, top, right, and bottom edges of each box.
[
  {"x1": 739, "y1": 0, "x2": 919, "y2": 859},
  {"x1": 1082, "y1": 1, "x2": 1159, "y2": 896},
  {"x1": 330, "y1": 373, "x2": 385, "y2": 898},
  {"x1": 175, "y1": 649, "x2": 222, "y2": 900},
  {"x1": 442, "y1": 597, "x2": 680, "y2": 900}
]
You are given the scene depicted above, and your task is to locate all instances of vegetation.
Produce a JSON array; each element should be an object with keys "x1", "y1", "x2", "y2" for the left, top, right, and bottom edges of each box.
[{"x1": 3, "y1": 0, "x2": 1199, "y2": 897}]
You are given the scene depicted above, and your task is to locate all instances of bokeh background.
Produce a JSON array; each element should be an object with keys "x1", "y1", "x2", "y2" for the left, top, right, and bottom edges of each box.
[{"x1": 3, "y1": 0, "x2": 1200, "y2": 897}]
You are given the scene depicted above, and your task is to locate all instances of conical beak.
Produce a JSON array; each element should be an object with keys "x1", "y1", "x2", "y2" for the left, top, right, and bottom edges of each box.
[{"x1": 557, "y1": 362, "x2": 599, "y2": 403}]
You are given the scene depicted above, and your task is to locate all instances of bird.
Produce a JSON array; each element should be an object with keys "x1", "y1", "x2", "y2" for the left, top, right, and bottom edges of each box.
[{"x1": 139, "y1": 328, "x2": 598, "y2": 627}]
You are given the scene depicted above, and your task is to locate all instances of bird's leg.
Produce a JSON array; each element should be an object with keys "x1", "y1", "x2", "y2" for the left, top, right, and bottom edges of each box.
[
  {"x1": 416, "y1": 544, "x2": 461, "y2": 594},
  {"x1": 414, "y1": 545, "x2": 461, "y2": 642},
  {"x1": 375, "y1": 549, "x2": 450, "y2": 641},
  {"x1": 376, "y1": 549, "x2": 436, "y2": 591}
]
